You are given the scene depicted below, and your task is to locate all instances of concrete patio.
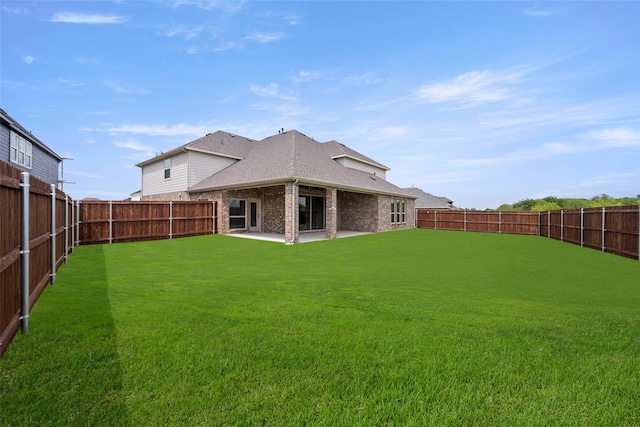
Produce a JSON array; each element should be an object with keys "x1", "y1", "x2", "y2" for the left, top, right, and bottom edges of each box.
[{"x1": 229, "y1": 230, "x2": 371, "y2": 244}]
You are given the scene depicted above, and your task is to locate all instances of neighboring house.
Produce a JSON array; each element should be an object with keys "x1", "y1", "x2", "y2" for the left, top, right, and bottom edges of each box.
[
  {"x1": 129, "y1": 190, "x2": 142, "y2": 201},
  {"x1": 137, "y1": 129, "x2": 416, "y2": 243},
  {"x1": 404, "y1": 187, "x2": 457, "y2": 210},
  {"x1": 0, "y1": 109, "x2": 62, "y2": 186}
]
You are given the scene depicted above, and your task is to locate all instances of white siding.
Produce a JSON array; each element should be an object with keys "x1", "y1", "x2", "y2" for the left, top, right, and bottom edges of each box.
[
  {"x1": 142, "y1": 152, "x2": 189, "y2": 196},
  {"x1": 335, "y1": 157, "x2": 387, "y2": 180},
  {"x1": 188, "y1": 151, "x2": 237, "y2": 187}
]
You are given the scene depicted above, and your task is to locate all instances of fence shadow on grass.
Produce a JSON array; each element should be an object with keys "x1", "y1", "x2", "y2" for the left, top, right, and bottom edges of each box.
[{"x1": 0, "y1": 245, "x2": 131, "y2": 426}]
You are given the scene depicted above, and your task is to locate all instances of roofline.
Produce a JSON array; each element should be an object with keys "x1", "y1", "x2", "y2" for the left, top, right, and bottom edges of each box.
[
  {"x1": 331, "y1": 154, "x2": 390, "y2": 171},
  {"x1": 187, "y1": 177, "x2": 417, "y2": 199},
  {"x1": 136, "y1": 142, "x2": 246, "y2": 168},
  {"x1": 0, "y1": 109, "x2": 63, "y2": 161},
  {"x1": 185, "y1": 146, "x2": 244, "y2": 160},
  {"x1": 136, "y1": 147, "x2": 186, "y2": 167}
]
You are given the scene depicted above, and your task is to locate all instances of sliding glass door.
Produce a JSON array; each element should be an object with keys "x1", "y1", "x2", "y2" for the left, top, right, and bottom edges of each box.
[{"x1": 299, "y1": 195, "x2": 325, "y2": 231}]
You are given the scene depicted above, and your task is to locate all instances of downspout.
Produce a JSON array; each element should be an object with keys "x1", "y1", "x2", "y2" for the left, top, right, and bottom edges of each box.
[{"x1": 290, "y1": 179, "x2": 298, "y2": 244}]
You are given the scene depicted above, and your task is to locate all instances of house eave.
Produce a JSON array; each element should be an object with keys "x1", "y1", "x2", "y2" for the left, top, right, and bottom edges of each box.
[{"x1": 188, "y1": 177, "x2": 417, "y2": 199}]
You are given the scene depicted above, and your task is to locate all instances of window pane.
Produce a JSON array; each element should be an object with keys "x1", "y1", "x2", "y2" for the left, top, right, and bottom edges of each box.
[
  {"x1": 230, "y1": 217, "x2": 245, "y2": 229},
  {"x1": 311, "y1": 196, "x2": 325, "y2": 230},
  {"x1": 229, "y1": 199, "x2": 245, "y2": 216}
]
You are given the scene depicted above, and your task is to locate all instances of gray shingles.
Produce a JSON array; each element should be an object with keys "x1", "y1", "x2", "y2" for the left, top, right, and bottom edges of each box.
[{"x1": 188, "y1": 130, "x2": 414, "y2": 197}]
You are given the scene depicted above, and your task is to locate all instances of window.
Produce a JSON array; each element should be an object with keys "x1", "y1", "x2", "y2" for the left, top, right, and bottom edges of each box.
[
  {"x1": 164, "y1": 159, "x2": 171, "y2": 179},
  {"x1": 299, "y1": 195, "x2": 325, "y2": 231},
  {"x1": 229, "y1": 199, "x2": 246, "y2": 229},
  {"x1": 10, "y1": 131, "x2": 32, "y2": 168},
  {"x1": 391, "y1": 198, "x2": 406, "y2": 224}
]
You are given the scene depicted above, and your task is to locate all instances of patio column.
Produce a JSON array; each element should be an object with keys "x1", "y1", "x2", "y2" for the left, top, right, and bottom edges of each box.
[
  {"x1": 325, "y1": 187, "x2": 337, "y2": 240},
  {"x1": 284, "y1": 181, "x2": 299, "y2": 244}
]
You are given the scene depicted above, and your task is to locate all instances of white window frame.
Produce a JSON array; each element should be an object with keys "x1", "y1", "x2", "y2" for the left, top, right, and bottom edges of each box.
[
  {"x1": 391, "y1": 198, "x2": 406, "y2": 224},
  {"x1": 10, "y1": 131, "x2": 32, "y2": 169}
]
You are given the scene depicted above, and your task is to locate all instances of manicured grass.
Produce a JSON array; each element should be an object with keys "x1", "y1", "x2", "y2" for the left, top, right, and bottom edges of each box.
[{"x1": 1, "y1": 229, "x2": 638, "y2": 426}]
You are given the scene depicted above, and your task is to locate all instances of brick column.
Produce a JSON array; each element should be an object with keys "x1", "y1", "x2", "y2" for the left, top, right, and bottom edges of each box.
[
  {"x1": 284, "y1": 181, "x2": 299, "y2": 244},
  {"x1": 325, "y1": 187, "x2": 337, "y2": 239}
]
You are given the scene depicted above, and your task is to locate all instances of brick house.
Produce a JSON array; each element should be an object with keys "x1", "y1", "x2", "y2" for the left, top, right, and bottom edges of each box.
[{"x1": 137, "y1": 129, "x2": 415, "y2": 243}]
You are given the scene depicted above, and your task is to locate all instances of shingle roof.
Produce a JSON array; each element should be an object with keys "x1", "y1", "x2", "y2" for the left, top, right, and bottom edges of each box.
[
  {"x1": 188, "y1": 130, "x2": 414, "y2": 197},
  {"x1": 321, "y1": 140, "x2": 390, "y2": 171},
  {"x1": 404, "y1": 187, "x2": 456, "y2": 209},
  {"x1": 136, "y1": 130, "x2": 255, "y2": 167}
]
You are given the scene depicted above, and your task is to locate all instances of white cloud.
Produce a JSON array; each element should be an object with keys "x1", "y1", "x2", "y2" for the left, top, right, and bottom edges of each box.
[
  {"x1": 416, "y1": 69, "x2": 520, "y2": 107},
  {"x1": 250, "y1": 83, "x2": 280, "y2": 97},
  {"x1": 113, "y1": 139, "x2": 156, "y2": 158},
  {"x1": 524, "y1": 7, "x2": 551, "y2": 17},
  {"x1": 22, "y1": 55, "x2": 35, "y2": 64},
  {"x1": 50, "y1": 12, "x2": 128, "y2": 24},
  {"x1": 163, "y1": 24, "x2": 204, "y2": 39},
  {"x1": 2, "y1": 6, "x2": 30, "y2": 15},
  {"x1": 82, "y1": 123, "x2": 212, "y2": 138},
  {"x1": 293, "y1": 70, "x2": 321, "y2": 83},
  {"x1": 246, "y1": 32, "x2": 284, "y2": 43},
  {"x1": 104, "y1": 81, "x2": 149, "y2": 95},
  {"x1": 587, "y1": 127, "x2": 640, "y2": 147}
]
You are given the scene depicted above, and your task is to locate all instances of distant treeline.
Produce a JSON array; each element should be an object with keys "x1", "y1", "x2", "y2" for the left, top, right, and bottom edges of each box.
[{"x1": 495, "y1": 194, "x2": 640, "y2": 212}]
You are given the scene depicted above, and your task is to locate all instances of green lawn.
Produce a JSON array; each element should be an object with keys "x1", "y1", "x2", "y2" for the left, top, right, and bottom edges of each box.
[{"x1": 1, "y1": 229, "x2": 638, "y2": 426}]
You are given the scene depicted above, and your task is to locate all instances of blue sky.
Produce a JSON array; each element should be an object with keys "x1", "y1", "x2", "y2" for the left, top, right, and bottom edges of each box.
[{"x1": 1, "y1": 1, "x2": 638, "y2": 209}]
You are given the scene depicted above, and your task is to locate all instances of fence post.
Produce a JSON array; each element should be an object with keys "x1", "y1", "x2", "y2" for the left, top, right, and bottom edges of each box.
[
  {"x1": 20, "y1": 173, "x2": 30, "y2": 334},
  {"x1": 70, "y1": 197, "x2": 75, "y2": 253},
  {"x1": 580, "y1": 208, "x2": 584, "y2": 247},
  {"x1": 109, "y1": 200, "x2": 113, "y2": 244},
  {"x1": 538, "y1": 211, "x2": 540, "y2": 236},
  {"x1": 601, "y1": 207, "x2": 606, "y2": 252},
  {"x1": 464, "y1": 210, "x2": 467, "y2": 232},
  {"x1": 50, "y1": 184, "x2": 56, "y2": 285},
  {"x1": 76, "y1": 201, "x2": 81, "y2": 246},
  {"x1": 169, "y1": 201, "x2": 173, "y2": 239},
  {"x1": 213, "y1": 201, "x2": 216, "y2": 234},
  {"x1": 64, "y1": 194, "x2": 69, "y2": 264},
  {"x1": 434, "y1": 210, "x2": 437, "y2": 230},
  {"x1": 561, "y1": 210, "x2": 564, "y2": 242},
  {"x1": 499, "y1": 211, "x2": 502, "y2": 234},
  {"x1": 547, "y1": 210, "x2": 550, "y2": 237}
]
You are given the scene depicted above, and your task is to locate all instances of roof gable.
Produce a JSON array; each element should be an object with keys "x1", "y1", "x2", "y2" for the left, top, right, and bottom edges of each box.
[{"x1": 136, "y1": 130, "x2": 255, "y2": 167}]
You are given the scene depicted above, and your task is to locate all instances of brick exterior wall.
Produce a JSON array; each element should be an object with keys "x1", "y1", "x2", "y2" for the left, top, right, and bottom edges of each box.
[
  {"x1": 325, "y1": 187, "x2": 337, "y2": 239},
  {"x1": 377, "y1": 194, "x2": 416, "y2": 232},
  {"x1": 338, "y1": 191, "x2": 379, "y2": 232},
  {"x1": 148, "y1": 184, "x2": 415, "y2": 239},
  {"x1": 142, "y1": 191, "x2": 190, "y2": 201},
  {"x1": 284, "y1": 181, "x2": 299, "y2": 244},
  {"x1": 262, "y1": 186, "x2": 285, "y2": 233}
]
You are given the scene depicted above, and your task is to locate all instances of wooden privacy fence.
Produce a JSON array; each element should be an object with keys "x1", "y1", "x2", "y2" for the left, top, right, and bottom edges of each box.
[
  {"x1": 417, "y1": 206, "x2": 640, "y2": 260},
  {"x1": 1, "y1": 161, "x2": 77, "y2": 358},
  {"x1": 79, "y1": 200, "x2": 217, "y2": 245}
]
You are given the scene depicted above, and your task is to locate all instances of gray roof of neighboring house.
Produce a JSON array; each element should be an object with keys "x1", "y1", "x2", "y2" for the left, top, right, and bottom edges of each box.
[
  {"x1": 136, "y1": 130, "x2": 256, "y2": 167},
  {"x1": 404, "y1": 187, "x2": 456, "y2": 209},
  {"x1": 188, "y1": 130, "x2": 414, "y2": 198},
  {"x1": 0, "y1": 108, "x2": 63, "y2": 161}
]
